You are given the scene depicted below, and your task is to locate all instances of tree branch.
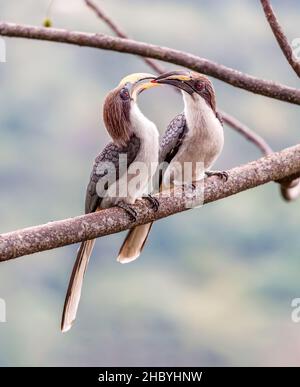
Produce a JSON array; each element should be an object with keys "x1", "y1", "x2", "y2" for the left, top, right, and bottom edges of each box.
[
  {"x1": 1, "y1": 144, "x2": 300, "y2": 262},
  {"x1": 0, "y1": 22, "x2": 300, "y2": 104},
  {"x1": 260, "y1": 0, "x2": 300, "y2": 77},
  {"x1": 85, "y1": 0, "x2": 127, "y2": 38},
  {"x1": 220, "y1": 110, "x2": 300, "y2": 201},
  {"x1": 84, "y1": 0, "x2": 167, "y2": 75},
  {"x1": 220, "y1": 110, "x2": 273, "y2": 155}
]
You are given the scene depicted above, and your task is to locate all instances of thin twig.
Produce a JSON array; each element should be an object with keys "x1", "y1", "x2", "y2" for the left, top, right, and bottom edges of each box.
[
  {"x1": 220, "y1": 110, "x2": 300, "y2": 201},
  {"x1": 220, "y1": 110, "x2": 273, "y2": 155},
  {"x1": 85, "y1": 0, "x2": 126, "y2": 38},
  {"x1": 0, "y1": 22, "x2": 299, "y2": 104},
  {"x1": 0, "y1": 143, "x2": 300, "y2": 261},
  {"x1": 260, "y1": 0, "x2": 300, "y2": 77},
  {"x1": 84, "y1": 0, "x2": 171, "y2": 76}
]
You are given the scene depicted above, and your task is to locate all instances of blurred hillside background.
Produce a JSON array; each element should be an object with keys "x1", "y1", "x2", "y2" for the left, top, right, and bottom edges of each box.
[{"x1": 0, "y1": 0, "x2": 300, "y2": 366}]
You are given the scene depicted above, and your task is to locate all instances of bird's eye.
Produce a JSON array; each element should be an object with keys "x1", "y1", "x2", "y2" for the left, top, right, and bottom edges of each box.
[
  {"x1": 195, "y1": 81, "x2": 204, "y2": 91},
  {"x1": 120, "y1": 88, "x2": 130, "y2": 100}
]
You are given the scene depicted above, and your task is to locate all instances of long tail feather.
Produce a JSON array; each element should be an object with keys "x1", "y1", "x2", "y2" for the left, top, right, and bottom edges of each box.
[
  {"x1": 117, "y1": 222, "x2": 153, "y2": 264},
  {"x1": 61, "y1": 239, "x2": 95, "y2": 332}
]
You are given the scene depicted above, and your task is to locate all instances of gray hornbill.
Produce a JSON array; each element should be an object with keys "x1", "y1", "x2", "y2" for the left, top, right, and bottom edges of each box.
[
  {"x1": 61, "y1": 73, "x2": 160, "y2": 332},
  {"x1": 118, "y1": 70, "x2": 227, "y2": 263}
]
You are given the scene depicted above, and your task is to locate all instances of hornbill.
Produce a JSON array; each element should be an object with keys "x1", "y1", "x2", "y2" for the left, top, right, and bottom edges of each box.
[
  {"x1": 61, "y1": 73, "x2": 160, "y2": 332},
  {"x1": 118, "y1": 70, "x2": 227, "y2": 263}
]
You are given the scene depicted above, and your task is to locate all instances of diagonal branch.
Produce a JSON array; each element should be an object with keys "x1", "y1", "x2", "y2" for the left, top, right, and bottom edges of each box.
[
  {"x1": 0, "y1": 22, "x2": 300, "y2": 104},
  {"x1": 84, "y1": 0, "x2": 127, "y2": 38},
  {"x1": 260, "y1": 0, "x2": 300, "y2": 77},
  {"x1": 1, "y1": 144, "x2": 300, "y2": 262},
  {"x1": 220, "y1": 110, "x2": 300, "y2": 201},
  {"x1": 219, "y1": 110, "x2": 273, "y2": 155},
  {"x1": 84, "y1": 0, "x2": 165, "y2": 74}
]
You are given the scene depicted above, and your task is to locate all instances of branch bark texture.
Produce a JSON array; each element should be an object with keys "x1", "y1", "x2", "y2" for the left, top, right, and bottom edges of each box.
[
  {"x1": 260, "y1": 0, "x2": 300, "y2": 77},
  {"x1": 1, "y1": 144, "x2": 300, "y2": 262},
  {"x1": 220, "y1": 110, "x2": 300, "y2": 201},
  {"x1": 84, "y1": 0, "x2": 168, "y2": 75},
  {"x1": 0, "y1": 22, "x2": 299, "y2": 104}
]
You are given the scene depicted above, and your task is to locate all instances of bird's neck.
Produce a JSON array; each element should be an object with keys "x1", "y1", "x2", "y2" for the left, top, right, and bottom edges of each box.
[
  {"x1": 129, "y1": 103, "x2": 159, "y2": 143},
  {"x1": 183, "y1": 92, "x2": 218, "y2": 133},
  {"x1": 182, "y1": 91, "x2": 224, "y2": 171}
]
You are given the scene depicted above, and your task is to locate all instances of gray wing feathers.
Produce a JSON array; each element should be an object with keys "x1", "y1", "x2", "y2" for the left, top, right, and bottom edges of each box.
[
  {"x1": 85, "y1": 137, "x2": 140, "y2": 214},
  {"x1": 62, "y1": 136, "x2": 140, "y2": 332},
  {"x1": 159, "y1": 113, "x2": 187, "y2": 164}
]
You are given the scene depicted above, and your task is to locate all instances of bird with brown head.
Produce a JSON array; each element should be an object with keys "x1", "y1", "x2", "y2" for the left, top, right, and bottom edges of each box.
[{"x1": 61, "y1": 73, "x2": 160, "y2": 332}]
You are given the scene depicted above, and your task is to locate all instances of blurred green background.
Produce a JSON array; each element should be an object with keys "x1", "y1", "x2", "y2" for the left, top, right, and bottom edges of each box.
[{"x1": 0, "y1": 0, "x2": 300, "y2": 366}]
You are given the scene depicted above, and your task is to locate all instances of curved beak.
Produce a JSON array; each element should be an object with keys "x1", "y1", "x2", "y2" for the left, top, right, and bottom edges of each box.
[
  {"x1": 130, "y1": 76, "x2": 160, "y2": 100},
  {"x1": 152, "y1": 70, "x2": 194, "y2": 95},
  {"x1": 119, "y1": 73, "x2": 160, "y2": 100}
]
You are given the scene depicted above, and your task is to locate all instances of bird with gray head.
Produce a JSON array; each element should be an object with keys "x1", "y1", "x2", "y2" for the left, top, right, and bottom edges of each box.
[
  {"x1": 118, "y1": 70, "x2": 227, "y2": 263},
  {"x1": 61, "y1": 73, "x2": 160, "y2": 332}
]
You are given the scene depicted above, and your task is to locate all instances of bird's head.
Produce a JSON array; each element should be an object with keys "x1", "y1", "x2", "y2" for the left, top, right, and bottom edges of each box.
[
  {"x1": 103, "y1": 73, "x2": 157, "y2": 147},
  {"x1": 152, "y1": 70, "x2": 216, "y2": 112}
]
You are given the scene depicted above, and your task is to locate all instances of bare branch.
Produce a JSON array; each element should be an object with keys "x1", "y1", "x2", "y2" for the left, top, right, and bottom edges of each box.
[
  {"x1": 260, "y1": 0, "x2": 300, "y2": 77},
  {"x1": 220, "y1": 110, "x2": 300, "y2": 201},
  {"x1": 0, "y1": 22, "x2": 300, "y2": 104},
  {"x1": 84, "y1": 0, "x2": 166, "y2": 75},
  {"x1": 0, "y1": 144, "x2": 300, "y2": 262},
  {"x1": 220, "y1": 110, "x2": 273, "y2": 155},
  {"x1": 0, "y1": 9, "x2": 298, "y2": 263},
  {"x1": 84, "y1": 0, "x2": 127, "y2": 38}
]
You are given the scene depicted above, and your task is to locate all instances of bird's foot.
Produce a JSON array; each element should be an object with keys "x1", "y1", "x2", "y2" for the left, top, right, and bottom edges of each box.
[
  {"x1": 205, "y1": 170, "x2": 229, "y2": 181},
  {"x1": 144, "y1": 194, "x2": 160, "y2": 212},
  {"x1": 116, "y1": 201, "x2": 137, "y2": 222}
]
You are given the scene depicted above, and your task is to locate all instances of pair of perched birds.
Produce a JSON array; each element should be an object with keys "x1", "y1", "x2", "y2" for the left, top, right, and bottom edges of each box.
[{"x1": 61, "y1": 70, "x2": 226, "y2": 332}]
